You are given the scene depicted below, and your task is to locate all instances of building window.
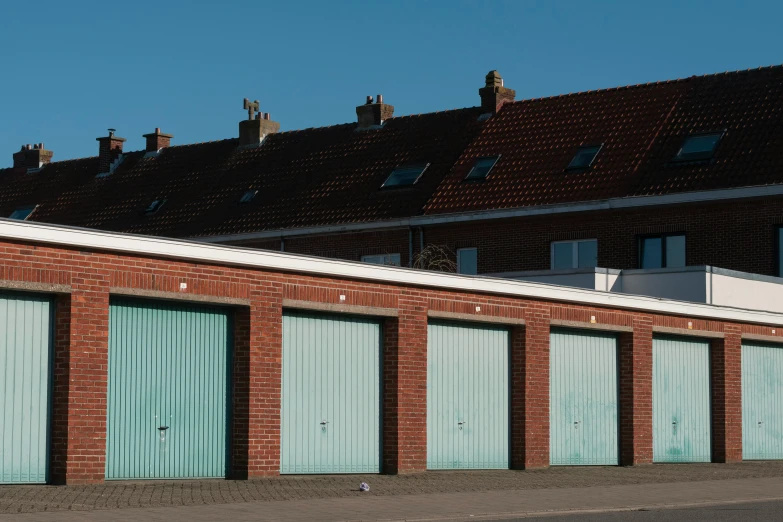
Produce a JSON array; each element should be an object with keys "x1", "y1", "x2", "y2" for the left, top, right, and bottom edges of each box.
[
  {"x1": 457, "y1": 248, "x2": 477, "y2": 275},
  {"x1": 144, "y1": 199, "x2": 166, "y2": 215},
  {"x1": 639, "y1": 233, "x2": 686, "y2": 269},
  {"x1": 465, "y1": 156, "x2": 500, "y2": 180},
  {"x1": 9, "y1": 205, "x2": 36, "y2": 220},
  {"x1": 551, "y1": 239, "x2": 598, "y2": 269},
  {"x1": 778, "y1": 227, "x2": 783, "y2": 277},
  {"x1": 361, "y1": 253, "x2": 401, "y2": 266},
  {"x1": 381, "y1": 163, "x2": 430, "y2": 188},
  {"x1": 673, "y1": 132, "x2": 723, "y2": 162},
  {"x1": 566, "y1": 145, "x2": 602, "y2": 170},
  {"x1": 239, "y1": 189, "x2": 258, "y2": 203}
]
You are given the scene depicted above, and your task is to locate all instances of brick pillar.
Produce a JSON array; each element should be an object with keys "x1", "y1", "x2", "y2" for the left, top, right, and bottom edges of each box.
[
  {"x1": 49, "y1": 294, "x2": 71, "y2": 484},
  {"x1": 64, "y1": 279, "x2": 110, "y2": 484},
  {"x1": 382, "y1": 317, "x2": 401, "y2": 473},
  {"x1": 386, "y1": 292, "x2": 428, "y2": 473},
  {"x1": 231, "y1": 306, "x2": 251, "y2": 479},
  {"x1": 619, "y1": 317, "x2": 653, "y2": 465},
  {"x1": 247, "y1": 282, "x2": 283, "y2": 477},
  {"x1": 521, "y1": 305, "x2": 550, "y2": 468},
  {"x1": 711, "y1": 325, "x2": 743, "y2": 462},
  {"x1": 510, "y1": 325, "x2": 526, "y2": 469}
]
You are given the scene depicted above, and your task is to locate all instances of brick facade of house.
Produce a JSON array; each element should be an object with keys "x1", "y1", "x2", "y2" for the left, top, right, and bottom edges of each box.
[
  {"x1": 233, "y1": 196, "x2": 783, "y2": 276},
  {"x1": 0, "y1": 231, "x2": 773, "y2": 484}
]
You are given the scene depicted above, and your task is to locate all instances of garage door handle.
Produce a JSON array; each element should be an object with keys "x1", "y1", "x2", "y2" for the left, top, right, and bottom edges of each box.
[
  {"x1": 759, "y1": 421, "x2": 763, "y2": 425},
  {"x1": 158, "y1": 426, "x2": 169, "y2": 431},
  {"x1": 320, "y1": 420, "x2": 329, "y2": 425}
]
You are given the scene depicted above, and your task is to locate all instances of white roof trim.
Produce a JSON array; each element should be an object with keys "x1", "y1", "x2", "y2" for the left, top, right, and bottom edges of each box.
[
  {"x1": 194, "y1": 183, "x2": 783, "y2": 243},
  {"x1": 1, "y1": 219, "x2": 782, "y2": 326}
]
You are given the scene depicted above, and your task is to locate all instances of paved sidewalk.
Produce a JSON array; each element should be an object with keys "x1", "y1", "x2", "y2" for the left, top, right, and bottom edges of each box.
[
  {"x1": 2, "y1": 476, "x2": 783, "y2": 521},
  {"x1": 2, "y1": 462, "x2": 783, "y2": 520}
]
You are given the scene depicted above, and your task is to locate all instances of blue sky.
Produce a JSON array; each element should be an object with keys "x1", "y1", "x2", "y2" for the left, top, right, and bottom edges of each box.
[{"x1": 1, "y1": 0, "x2": 780, "y2": 165}]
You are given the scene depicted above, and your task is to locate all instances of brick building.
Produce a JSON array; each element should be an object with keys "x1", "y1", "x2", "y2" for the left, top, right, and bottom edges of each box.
[
  {"x1": 0, "y1": 218, "x2": 782, "y2": 485},
  {"x1": 2, "y1": 66, "x2": 783, "y2": 280}
]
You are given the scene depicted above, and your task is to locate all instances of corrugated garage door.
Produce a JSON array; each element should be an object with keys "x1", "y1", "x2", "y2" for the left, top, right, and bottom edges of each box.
[
  {"x1": 0, "y1": 293, "x2": 53, "y2": 484},
  {"x1": 742, "y1": 342, "x2": 783, "y2": 460},
  {"x1": 550, "y1": 329, "x2": 618, "y2": 465},
  {"x1": 653, "y1": 336, "x2": 711, "y2": 463},
  {"x1": 106, "y1": 299, "x2": 231, "y2": 479},
  {"x1": 281, "y1": 311, "x2": 381, "y2": 474},
  {"x1": 427, "y1": 322, "x2": 509, "y2": 470}
]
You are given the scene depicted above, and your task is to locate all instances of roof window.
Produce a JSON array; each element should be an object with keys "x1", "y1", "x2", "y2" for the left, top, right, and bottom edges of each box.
[
  {"x1": 465, "y1": 156, "x2": 500, "y2": 180},
  {"x1": 240, "y1": 190, "x2": 258, "y2": 203},
  {"x1": 567, "y1": 145, "x2": 602, "y2": 170},
  {"x1": 381, "y1": 163, "x2": 430, "y2": 188},
  {"x1": 674, "y1": 132, "x2": 723, "y2": 162},
  {"x1": 144, "y1": 199, "x2": 166, "y2": 215},
  {"x1": 9, "y1": 205, "x2": 36, "y2": 220}
]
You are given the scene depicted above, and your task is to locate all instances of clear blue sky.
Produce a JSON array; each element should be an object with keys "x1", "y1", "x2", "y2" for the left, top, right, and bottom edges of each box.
[{"x1": 1, "y1": 0, "x2": 781, "y2": 166}]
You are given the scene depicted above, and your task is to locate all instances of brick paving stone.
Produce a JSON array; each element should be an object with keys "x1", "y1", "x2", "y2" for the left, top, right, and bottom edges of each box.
[{"x1": 1, "y1": 462, "x2": 783, "y2": 515}]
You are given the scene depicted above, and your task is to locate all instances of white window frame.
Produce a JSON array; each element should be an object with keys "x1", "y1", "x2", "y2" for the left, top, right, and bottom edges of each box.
[
  {"x1": 550, "y1": 239, "x2": 597, "y2": 269},
  {"x1": 456, "y1": 247, "x2": 478, "y2": 275},
  {"x1": 361, "y1": 253, "x2": 401, "y2": 266}
]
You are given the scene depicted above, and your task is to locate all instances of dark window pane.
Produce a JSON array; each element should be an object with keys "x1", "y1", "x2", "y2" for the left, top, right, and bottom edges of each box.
[
  {"x1": 675, "y1": 133, "x2": 722, "y2": 161},
  {"x1": 466, "y1": 156, "x2": 499, "y2": 180},
  {"x1": 567, "y1": 146, "x2": 602, "y2": 169},
  {"x1": 779, "y1": 229, "x2": 783, "y2": 277},
  {"x1": 458, "y1": 248, "x2": 477, "y2": 275},
  {"x1": 665, "y1": 235, "x2": 686, "y2": 267},
  {"x1": 577, "y1": 240, "x2": 598, "y2": 268},
  {"x1": 382, "y1": 164, "x2": 429, "y2": 187},
  {"x1": 552, "y1": 243, "x2": 574, "y2": 269},
  {"x1": 641, "y1": 237, "x2": 662, "y2": 269}
]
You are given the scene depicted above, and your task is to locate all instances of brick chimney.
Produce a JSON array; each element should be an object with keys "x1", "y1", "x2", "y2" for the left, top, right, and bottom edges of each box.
[
  {"x1": 356, "y1": 95, "x2": 394, "y2": 129},
  {"x1": 12, "y1": 143, "x2": 54, "y2": 169},
  {"x1": 479, "y1": 70, "x2": 515, "y2": 114},
  {"x1": 238, "y1": 98, "x2": 280, "y2": 146},
  {"x1": 142, "y1": 128, "x2": 173, "y2": 152},
  {"x1": 96, "y1": 129, "x2": 126, "y2": 173}
]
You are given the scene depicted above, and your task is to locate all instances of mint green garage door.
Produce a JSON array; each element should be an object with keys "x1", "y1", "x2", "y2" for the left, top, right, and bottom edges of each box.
[
  {"x1": 427, "y1": 322, "x2": 509, "y2": 470},
  {"x1": 550, "y1": 329, "x2": 619, "y2": 465},
  {"x1": 1, "y1": 293, "x2": 53, "y2": 484},
  {"x1": 106, "y1": 299, "x2": 231, "y2": 479},
  {"x1": 281, "y1": 311, "x2": 382, "y2": 474},
  {"x1": 742, "y1": 342, "x2": 783, "y2": 460},
  {"x1": 653, "y1": 336, "x2": 711, "y2": 463}
]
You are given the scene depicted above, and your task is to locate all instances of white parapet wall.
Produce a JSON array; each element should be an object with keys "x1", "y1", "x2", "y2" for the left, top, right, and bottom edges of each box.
[{"x1": 493, "y1": 266, "x2": 783, "y2": 314}]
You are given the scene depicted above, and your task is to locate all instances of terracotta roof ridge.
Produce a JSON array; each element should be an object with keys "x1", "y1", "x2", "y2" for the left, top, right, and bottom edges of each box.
[{"x1": 511, "y1": 63, "x2": 783, "y2": 105}]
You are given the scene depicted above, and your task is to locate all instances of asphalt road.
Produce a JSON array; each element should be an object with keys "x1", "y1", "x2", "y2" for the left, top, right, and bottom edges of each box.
[{"x1": 490, "y1": 499, "x2": 783, "y2": 521}]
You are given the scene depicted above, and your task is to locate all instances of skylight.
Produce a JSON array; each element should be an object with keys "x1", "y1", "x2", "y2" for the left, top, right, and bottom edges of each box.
[
  {"x1": 674, "y1": 132, "x2": 723, "y2": 162},
  {"x1": 9, "y1": 205, "x2": 36, "y2": 220},
  {"x1": 465, "y1": 156, "x2": 500, "y2": 180},
  {"x1": 567, "y1": 145, "x2": 602, "y2": 170},
  {"x1": 144, "y1": 199, "x2": 166, "y2": 215},
  {"x1": 240, "y1": 190, "x2": 258, "y2": 203},
  {"x1": 381, "y1": 163, "x2": 430, "y2": 188}
]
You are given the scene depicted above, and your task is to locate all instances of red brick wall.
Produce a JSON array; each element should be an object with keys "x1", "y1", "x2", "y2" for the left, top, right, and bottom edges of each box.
[
  {"x1": 0, "y1": 238, "x2": 777, "y2": 483},
  {"x1": 619, "y1": 319, "x2": 654, "y2": 465},
  {"x1": 237, "y1": 197, "x2": 783, "y2": 277},
  {"x1": 711, "y1": 326, "x2": 743, "y2": 463}
]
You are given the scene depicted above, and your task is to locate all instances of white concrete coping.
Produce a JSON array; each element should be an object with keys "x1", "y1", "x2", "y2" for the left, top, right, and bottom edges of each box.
[{"x1": 1, "y1": 219, "x2": 782, "y2": 327}]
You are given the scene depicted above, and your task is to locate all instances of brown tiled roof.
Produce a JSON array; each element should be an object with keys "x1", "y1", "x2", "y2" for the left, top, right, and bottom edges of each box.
[
  {"x1": 2, "y1": 65, "x2": 782, "y2": 237},
  {"x1": 0, "y1": 108, "x2": 484, "y2": 237},
  {"x1": 423, "y1": 65, "x2": 783, "y2": 214}
]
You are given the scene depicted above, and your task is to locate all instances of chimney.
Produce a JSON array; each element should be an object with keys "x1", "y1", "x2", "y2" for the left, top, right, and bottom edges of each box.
[
  {"x1": 142, "y1": 128, "x2": 173, "y2": 152},
  {"x1": 356, "y1": 94, "x2": 394, "y2": 129},
  {"x1": 479, "y1": 70, "x2": 515, "y2": 114},
  {"x1": 12, "y1": 143, "x2": 54, "y2": 169},
  {"x1": 96, "y1": 129, "x2": 126, "y2": 172},
  {"x1": 238, "y1": 98, "x2": 280, "y2": 146}
]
